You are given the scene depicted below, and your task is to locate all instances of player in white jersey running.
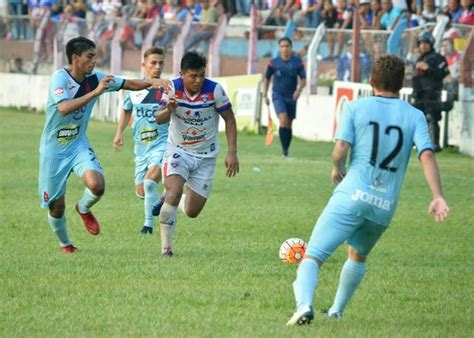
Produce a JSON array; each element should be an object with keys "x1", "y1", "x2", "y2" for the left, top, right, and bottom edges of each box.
[
  {"x1": 287, "y1": 54, "x2": 450, "y2": 326},
  {"x1": 112, "y1": 47, "x2": 169, "y2": 235},
  {"x1": 39, "y1": 37, "x2": 169, "y2": 253},
  {"x1": 155, "y1": 51, "x2": 239, "y2": 257}
]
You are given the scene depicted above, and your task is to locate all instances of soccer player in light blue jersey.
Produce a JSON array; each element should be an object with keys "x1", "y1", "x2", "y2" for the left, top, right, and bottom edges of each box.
[
  {"x1": 39, "y1": 37, "x2": 169, "y2": 253},
  {"x1": 112, "y1": 47, "x2": 169, "y2": 235},
  {"x1": 287, "y1": 54, "x2": 450, "y2": 326}
]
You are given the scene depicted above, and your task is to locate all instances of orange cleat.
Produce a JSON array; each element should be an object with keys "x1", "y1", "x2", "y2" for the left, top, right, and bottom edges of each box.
[
  {"x1": 60, "y1": 244, "x2": 77, "y2": 253},
  {"x1": 75, "y1": 204, "x2": 100, "y2": 235}
]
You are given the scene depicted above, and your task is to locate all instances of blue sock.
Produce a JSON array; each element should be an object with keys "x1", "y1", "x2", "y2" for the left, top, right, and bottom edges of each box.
[
  {"x1": 144, "y1": 179, "x2": 158, "y2": 228},
  {"x1": 293, "y1": 258, "x2": 320, "y2": 311},
  {"x1": 78, "y1": 188, "x2": 101, "y2": 213},
  {"x1": 329, "y1": 259, "x2": 367, "y2": 315},
  {"x1": 279, "y1": 127, "x2": 291, "y2": 156},
  {"x1": 48, "y1": 214, "x2": 72, "y2": 247}
]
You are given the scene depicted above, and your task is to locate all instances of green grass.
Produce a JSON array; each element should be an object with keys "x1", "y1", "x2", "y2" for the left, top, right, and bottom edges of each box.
[{"x1": 0, "y1": 107, "x2": 473, "y2": 337}]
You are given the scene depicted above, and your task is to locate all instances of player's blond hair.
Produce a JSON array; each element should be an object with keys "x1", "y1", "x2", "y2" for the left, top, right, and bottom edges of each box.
[{"x1": 143, "y1": 47, "x2": 165, "y2": 60}]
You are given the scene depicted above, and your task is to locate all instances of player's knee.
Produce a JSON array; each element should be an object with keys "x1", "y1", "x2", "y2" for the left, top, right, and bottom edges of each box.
[
  {"x1": 49, "y1": 202, "x2": 65, "y2": 218},
  {"x1": 88, "y1": 182, "x2": 105, "y2": 196},
  {"x1": 348, "y1": 246, "x2": 366, "y2": 262}
]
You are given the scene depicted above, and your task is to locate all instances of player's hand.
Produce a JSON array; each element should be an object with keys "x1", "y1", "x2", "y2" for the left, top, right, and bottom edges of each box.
[
  {"x1": 112, "y1": 133, "x2": 123, "y2": 151},
  {"x1": 167, "y1": 96, "x2": 178, "y2": 113},
  {"x1": 416, "y1": 62, "x2": 429, "y2": 70},
  {"x1": 293, "y1": 90, "x2": 301, "y2": 101},
  {"x1": 264, "y1": 95, "x2": 270, "y2": 106},
  {"x1": 149, "y1": 78, "x2": 171, "y2": 90},
  {"x1": 331, "y1": 167, "x2": 346, "y2": 185},
  {"x1": 428, "y1": 197, "x2": 449, "y2": 222},
  {"x1": 225, "y1": 152, "x2": 239, "y2": 177},
  {"x1": 96, "y1": 75, "x2": 115, "y2": 95}
]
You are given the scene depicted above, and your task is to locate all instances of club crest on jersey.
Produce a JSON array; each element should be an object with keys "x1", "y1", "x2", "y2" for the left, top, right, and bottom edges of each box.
[
  {"x1": 351, "y1": 189, "x2": 392, "y2": 211},
  {"x1": 201, "y1": 94, "x2": 209, "y2": 102},
  {"x1": 54, "y1": 87, "x2": 64, "y2": 96}
]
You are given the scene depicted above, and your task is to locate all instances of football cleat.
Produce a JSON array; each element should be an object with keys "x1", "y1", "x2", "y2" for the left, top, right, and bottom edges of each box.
[
  {"x1": 75, "y1": 204, "x2": 100, "y2": 235},
  {"x1": 162, "y1": 248, "x2": 174, "y2": 257},
  {"x1": 152, "y1": 194, "x2": 166, "y2": 216},
  {"x1": 321, "y1": 308, "x2": 343, "y2": 319},
  {"x1": 60, "y1": 244, "x2": 77, "y2": 253},
  {"x1": 286, "y1": 306, "x2": 314, "y2": 326},
  {"x1": 140, "y1": 226, "x2": 153, "y2": 235}
]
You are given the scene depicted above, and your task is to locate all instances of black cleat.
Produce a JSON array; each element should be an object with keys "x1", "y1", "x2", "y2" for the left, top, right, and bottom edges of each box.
[
  {"x1": 286, "y1": 306, "x2": 314, "y2": 326},
  {"x1": 140, "y1": 226, "x2": 153, "y2": 235},
  {"x1": 152, "y1": 194, "x2": 166, "y2": 216}
]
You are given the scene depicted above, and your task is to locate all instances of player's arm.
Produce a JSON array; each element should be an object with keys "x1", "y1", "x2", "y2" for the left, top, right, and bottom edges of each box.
[
  {"x1": 122, "y1": 78, "x2": 170, "y2": 91},
  {"x1": 419, "y1": 150, "x2": 449, "y2": 222},
  {"x1": 57, "y1": 75, "x2": 115, "y2": 116},
  {"x1": 294, "y1": 77, "x2": 307, "y2": 100},
  {"x1": 220, "y1": 108, "x2": 239, "y2": 178},
  {"x1": 263, "y1": 63, "x2": 274, "y2": 106},
  {"x1": 156, "y1": 96, "x2": 177, "y2": 124},
  {"x1": 331, "y1": 140, "x2": 351, "y2": 184},
  {"x1": 112, "y1": 109, "x2": 132, "y2": 151}
]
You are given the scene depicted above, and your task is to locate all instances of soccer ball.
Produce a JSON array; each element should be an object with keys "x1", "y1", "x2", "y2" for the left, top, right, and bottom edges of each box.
[{"x1": 279, "y1": 238, "x2": 307, "y2": 263}]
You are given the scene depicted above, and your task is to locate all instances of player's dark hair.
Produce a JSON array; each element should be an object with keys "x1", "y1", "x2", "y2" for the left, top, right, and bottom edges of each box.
[
  {"x1": 65, "y1": 37, "x2": 96, "y2": 64},
  {"x1": 371, "y1": 54, "x2": 405, "y2": 93},
  {"x1": 181, "y1": 51, "x2": 207, "y2": 72},
  {"x1": 279, "y1": 37, "x2": 292, "y2": 46},
  {"x1": 143, "y1": 46, "x2": 164, "y2": 60}
]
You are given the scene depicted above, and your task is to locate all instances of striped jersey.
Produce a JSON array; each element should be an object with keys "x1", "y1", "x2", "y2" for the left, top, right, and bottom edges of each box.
[{"x1": 161, "y1": 77, "x2": 232, "y2": 158}]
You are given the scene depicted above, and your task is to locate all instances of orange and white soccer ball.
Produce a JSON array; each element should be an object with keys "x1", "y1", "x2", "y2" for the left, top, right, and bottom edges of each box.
[{"x1": 279, "y1": 238, "x2": 307, "y2": 263}]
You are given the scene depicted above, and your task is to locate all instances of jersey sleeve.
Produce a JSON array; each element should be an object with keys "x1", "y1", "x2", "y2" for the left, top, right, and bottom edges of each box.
[
  {"x1": 159, "y1": 81, "x2": 175, "y2": 108},
  {"x1": 265, "y1": 61, "x2": 275, "y2": 80},
  {"x1": 335, "y1": 104, "x2": 355, "y2": 145},
  {"x1": 297, "y1": 58, "x2": 307, "y2": 80},
  {"x1": 413, "y1": 110, "x2": 434, "y2": 157},
  {"x1": 123, "y1": 91, "x2": 132, "y2": 112},
  {"x1": 95, "y1": 71, "x2": 125, "y2": 92},
  {"x1": 49, "y1": 71, "x2": 70, "y2": 104},
  {"x1": 214, "y1": 83, "x2": 232, "y2": 113}
]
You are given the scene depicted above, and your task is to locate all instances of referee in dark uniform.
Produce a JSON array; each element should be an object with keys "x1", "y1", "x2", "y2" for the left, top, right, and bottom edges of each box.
[{"x1": 263, "y1": 37, "x2": 307, "y2": 158}]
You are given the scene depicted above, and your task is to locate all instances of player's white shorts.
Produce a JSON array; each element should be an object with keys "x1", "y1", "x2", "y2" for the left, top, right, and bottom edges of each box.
[
  {"x1": 163, "y1": 147, "x2": 216, "y2": 198},
  {"x1": 134, "y1": 149, "x2": 165, "y2": 185},
  {"x1": 305, "y1": 197, "x2": 387, "y2": 262},
  {"x1": 38, "y1": 146, "x2": 103, "y2": 208}
]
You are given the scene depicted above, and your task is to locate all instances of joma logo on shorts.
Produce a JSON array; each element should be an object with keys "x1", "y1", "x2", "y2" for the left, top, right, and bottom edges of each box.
[{"x1": 351, "y1": 189, "x2": 392, "y2": 211}]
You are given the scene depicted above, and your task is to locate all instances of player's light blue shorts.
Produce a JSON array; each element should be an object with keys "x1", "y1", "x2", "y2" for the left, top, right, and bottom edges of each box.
[
  {"x1": 134, "y1": 149, "x2": 165, "y2": 185},
  {"x1": 38, "y1": 147, "x2": 103, "y2": 208},
  {"x1": 305, "y1": 198, "x2": 387, "y2": 262},
  {"x1": 272, "y1": 93, "x2": 297, "y2": 119}
]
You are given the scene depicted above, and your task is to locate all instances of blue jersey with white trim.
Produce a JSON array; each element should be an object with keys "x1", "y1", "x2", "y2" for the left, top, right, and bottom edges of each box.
[
  {"x1": 123, "y1": 88, "x2": 169, "y2": 157},
  {"x1": 332, "y1": 96, "x2": 433, "y2": 226},
  {"x1": 40, "y1": 69, "x2": 124, "y2": 158},
  {"x1": 161, "y1": 77, "x2": 232, "y2": 158},
  {"x1": 265, "y1": 55, "x2": 306, "y2": 96}
]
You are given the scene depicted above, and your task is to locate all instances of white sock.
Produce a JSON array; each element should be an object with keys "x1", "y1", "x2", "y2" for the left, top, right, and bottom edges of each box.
[
  {"x1": 178, "y1": 193, "x2": 186, "y2": 214},
  {"x1": 144, "y1": 179, "x2": 158, "y2": 228},
  {"x1": 159, "y1": 202, "x2": 177, "y2": 253},
  {"x1": 78, "y1": 188, "x2": 101, "y2": 214},
  {"x1": 48, "y1": 214, "x2": 72, "y2": 247}
]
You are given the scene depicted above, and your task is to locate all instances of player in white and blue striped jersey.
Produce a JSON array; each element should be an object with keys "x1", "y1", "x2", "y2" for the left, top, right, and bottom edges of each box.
[
  {"x1": 287, "y1": 54, "x2": 450, "y2": 326},
  {"x1": 112, "y1": 47, "x2": 169, "y2": 235},
  {"x1": 39, "y1": 37, "x2": 169, "y2": 253}
]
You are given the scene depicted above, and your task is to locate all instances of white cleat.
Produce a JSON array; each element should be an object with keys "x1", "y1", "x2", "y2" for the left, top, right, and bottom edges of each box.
[{"x1": 286, "y1": 306, "x2": 314, "y2": 326}]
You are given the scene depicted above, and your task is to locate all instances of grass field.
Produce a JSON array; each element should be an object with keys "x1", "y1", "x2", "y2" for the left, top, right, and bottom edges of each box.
[{"x1": 0, "y1": 107, "x2": 473, "y2": 337}]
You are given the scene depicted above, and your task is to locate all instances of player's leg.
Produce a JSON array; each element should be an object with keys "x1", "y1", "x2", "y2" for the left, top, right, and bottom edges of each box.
[
  {"x1": 272, "y1": 95, "x2": 291, "y2": 157},
  {"x1": 135, "y1": 155, "x2": 146, "y2": 199},
  {"x1": 327, "y1": 220, "x2": 387, "y2": 317},
  {"x1": 135, "y1": 184, "x2": 145, "y2": 199},
  {"x1": 288, "y1": 205, "x2": 355, "y2": 326},
  {"x1": 142, "y1": 163, "x2": 162, "y2": 234},
  {"x1": 74, "y1": 148, "x2": 104, "y2": 235},
  {"x1": 284, "y1": 97, "x2": 297, "y2": 156},
  {"x1": 39, "y1": 156, "x2": 75, "y2": 252},
  {"x1": 181, "y1": 156, "x2": 215, "y2": 217},
  {"x1": 159, "y1": 149, "x2": 190, "y2": 256}
]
